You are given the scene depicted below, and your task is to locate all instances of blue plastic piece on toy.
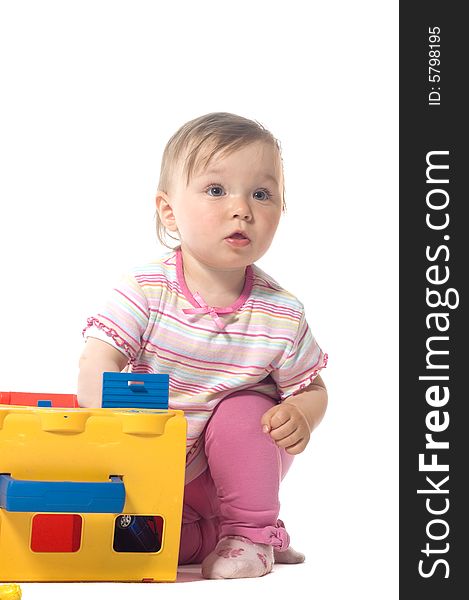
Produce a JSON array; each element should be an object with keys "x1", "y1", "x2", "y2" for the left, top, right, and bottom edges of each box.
[
  {"x1": 102, "y1": 372, "x2": 169, "y2": 409},
  {"x1": 0, "y1": 474, "x2": 125, "y2": 513},
  {"x1": 37, "y1": 400, "x2": 52, "y2": 407}
]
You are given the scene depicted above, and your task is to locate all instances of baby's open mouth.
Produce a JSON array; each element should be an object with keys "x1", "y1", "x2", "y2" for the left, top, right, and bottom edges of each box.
[
  {"x1": 226, "y1": 231, "x2": 250, "y2": 240},
  {"x1": 224, "y1": 231, "x2": 251, "y2": 246}
]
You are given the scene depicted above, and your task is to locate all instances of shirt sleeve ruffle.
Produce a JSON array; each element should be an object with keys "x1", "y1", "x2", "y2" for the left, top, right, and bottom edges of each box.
[
  {"x1": 81, "y1": 272, "x2": 150, "y2": 364},
  {"x1": 82, "y1": 317, "x2": 136, "y2": 363},
  {"x1": 277, "y1": 352, "x2": 328, "y2": 399},
  {"x1": 270, "y1": 305, "x2": 328, "y2": 400}
]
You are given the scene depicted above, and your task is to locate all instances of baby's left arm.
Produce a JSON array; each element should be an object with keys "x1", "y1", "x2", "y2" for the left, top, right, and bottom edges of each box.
[{"x1": 260, "y1": 375, "x2": 328, "y2": 455}]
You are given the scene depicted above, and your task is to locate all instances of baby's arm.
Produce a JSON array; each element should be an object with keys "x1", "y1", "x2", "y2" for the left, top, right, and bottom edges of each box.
[
  {"x1": 77, "y1": 337, "x2": 128, "y2": 408},
  {"x1": 260, "y1": 375, "x2": 328, "y2": 455}
]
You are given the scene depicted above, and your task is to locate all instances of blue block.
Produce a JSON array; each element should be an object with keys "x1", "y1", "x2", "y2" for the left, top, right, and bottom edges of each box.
[
  {"x1": 37, "y1": 400, "x2": 52, "y2": 407},
  {"x1": 102, "y1": 373, "x2": 169, "y2": 409},
  {"x1": 0, "y1": 474, "x2": 125, "y2": 513}
]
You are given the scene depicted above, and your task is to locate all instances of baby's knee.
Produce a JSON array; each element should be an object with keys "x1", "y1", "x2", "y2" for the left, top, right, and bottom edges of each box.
[
  {"x1": 215, "y1": 391, "x2": 277, "y2": 422},
  {"x1": 206, "y1": 392, "x2": 279, "y2": 446}
]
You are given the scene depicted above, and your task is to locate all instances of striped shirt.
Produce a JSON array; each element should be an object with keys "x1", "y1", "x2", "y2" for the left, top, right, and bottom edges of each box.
[{"x1": 83, "y1": 248, "x2": 327, "y2": 483}]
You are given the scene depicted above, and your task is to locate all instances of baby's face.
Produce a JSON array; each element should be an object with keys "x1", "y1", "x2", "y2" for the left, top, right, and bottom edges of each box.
[{"x1": 165, "y1": 141, "x2": 283, "y2": 271}]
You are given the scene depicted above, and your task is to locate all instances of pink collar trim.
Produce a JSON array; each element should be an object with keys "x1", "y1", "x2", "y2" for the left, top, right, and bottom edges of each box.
[{"x1": 176, "y1": 248, "x2": 253, "y2": 329}]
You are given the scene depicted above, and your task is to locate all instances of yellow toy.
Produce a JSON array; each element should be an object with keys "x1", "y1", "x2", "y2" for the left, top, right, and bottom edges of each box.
[
  {"x1": 0, "y1": 403, "x2": 186, "y2": 582},
  {"x1": 0, "y1": 584, "x2": 22, "y2": 600}
]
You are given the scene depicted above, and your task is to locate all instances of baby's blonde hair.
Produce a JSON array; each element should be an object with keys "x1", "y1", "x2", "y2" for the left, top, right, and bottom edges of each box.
[{"x1": 156, "y1": 112, "x2": 285, "y2": 248}]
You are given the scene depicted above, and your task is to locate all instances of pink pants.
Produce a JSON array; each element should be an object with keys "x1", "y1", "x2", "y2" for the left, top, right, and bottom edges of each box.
[{"x1": 178, "y1": 391, "x2": 294, "y2": 564}]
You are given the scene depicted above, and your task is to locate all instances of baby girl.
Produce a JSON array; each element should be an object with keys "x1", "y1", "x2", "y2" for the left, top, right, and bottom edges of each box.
[{"x1": 78, "y1": 112, "x2": 328, "y2": 579}]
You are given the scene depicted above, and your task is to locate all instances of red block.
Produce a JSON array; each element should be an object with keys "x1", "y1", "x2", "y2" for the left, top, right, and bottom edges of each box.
[
  {"x1": 31, "y1": 514, "x2": 82, "y2": 552},
  {"x1": 0, "y1": 391, "x2": 78, "y2": 408}
]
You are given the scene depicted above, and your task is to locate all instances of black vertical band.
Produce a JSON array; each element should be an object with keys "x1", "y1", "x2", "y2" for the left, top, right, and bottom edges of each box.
[{"x1": 400, "y1": 2, "x2": 466, "y2": 596}]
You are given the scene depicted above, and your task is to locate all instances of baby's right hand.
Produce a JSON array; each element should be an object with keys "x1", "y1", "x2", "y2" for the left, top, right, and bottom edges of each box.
[{"x1": 260, "y1": 403, "x2": 310, "y2": 455}]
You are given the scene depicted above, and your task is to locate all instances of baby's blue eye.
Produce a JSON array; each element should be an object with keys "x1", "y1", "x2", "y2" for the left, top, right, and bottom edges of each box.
[
  {"x1": 206, "y1": 185, "x2": 225, "y2": 197},
  {"x1": 253, "y1": 189, "x2": 270, "y2": 201}
]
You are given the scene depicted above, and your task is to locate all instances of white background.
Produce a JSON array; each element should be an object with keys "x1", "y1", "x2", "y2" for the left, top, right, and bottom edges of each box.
[{"x1": 0, "y1": 1, "x2": 398, "y2": 598}]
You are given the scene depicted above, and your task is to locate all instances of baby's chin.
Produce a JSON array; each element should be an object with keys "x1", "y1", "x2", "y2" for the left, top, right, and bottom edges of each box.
[
  {"x1": 209, "y1": 256, "x2": 253, "y2": 271},
  {"x1": 220, "y1": 245, "x2": 273, "y2": 269},
  {"x1": 181, "y1": 241, "x2": 269, "y2": 270},
  {"x1": 202, "y1": 253, "x2": 255, "y2": 272}
]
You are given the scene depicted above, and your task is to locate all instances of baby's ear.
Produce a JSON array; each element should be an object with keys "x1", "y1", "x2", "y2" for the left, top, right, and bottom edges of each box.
[{"x1": 156, "y1": 191, "x2": 178, "y2": 232}]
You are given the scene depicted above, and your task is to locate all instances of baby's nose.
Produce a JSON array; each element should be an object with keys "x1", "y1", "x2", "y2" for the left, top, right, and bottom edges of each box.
[
  {"x1": 233, "y1": 210, "x2": 252, "y2": 221},
  {"x1": 231, "y1": 197, "x2": 253, "y2": 220}
]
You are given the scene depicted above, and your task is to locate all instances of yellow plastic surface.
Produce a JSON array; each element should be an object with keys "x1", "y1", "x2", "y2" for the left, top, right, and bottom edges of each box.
[
  {"x1": 0, "y1": 406, "x2": 186, "y2": 582},
  {"x1": 0, "y1": 584, "x2": 22, "y2": 600}
]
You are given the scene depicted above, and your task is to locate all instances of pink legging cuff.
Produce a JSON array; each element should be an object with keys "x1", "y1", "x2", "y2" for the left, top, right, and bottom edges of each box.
[{"x1": 221, "y1": 520, "x2": 290, "y2": 551}]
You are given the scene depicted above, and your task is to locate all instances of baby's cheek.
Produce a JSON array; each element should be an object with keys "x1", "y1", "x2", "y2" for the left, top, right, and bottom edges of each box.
[{"x1": 204, "y1": 211, "x2": 224, "y2": 227}]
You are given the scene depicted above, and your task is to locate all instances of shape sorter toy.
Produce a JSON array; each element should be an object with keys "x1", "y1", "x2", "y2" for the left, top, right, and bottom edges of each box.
[{"x1": 0, "y1": 373, "x2": 186, "y2": 582}]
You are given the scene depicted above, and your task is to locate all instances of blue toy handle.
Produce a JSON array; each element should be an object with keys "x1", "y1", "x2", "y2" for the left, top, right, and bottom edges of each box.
[
  {"x1": 0, "y1": 474, "x2": 125, "y2": 513},
  {"x1": 102, "y1": 372, "x2": 169, "y2": 409}
]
